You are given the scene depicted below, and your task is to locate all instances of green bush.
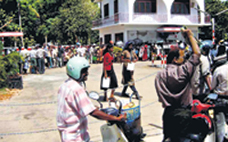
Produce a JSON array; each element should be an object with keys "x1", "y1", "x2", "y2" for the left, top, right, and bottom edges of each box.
[{"x1": 0, "y1": 52, "x2": 24, "y2": 88}]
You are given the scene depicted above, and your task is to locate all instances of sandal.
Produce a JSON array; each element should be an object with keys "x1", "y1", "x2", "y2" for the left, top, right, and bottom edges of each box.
[{"x1": 108, "y1": 97, "x2": 116, "y2": 102}]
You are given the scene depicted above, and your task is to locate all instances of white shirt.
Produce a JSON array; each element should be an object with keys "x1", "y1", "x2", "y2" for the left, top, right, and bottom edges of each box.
[
  {"x1": 36, "y1": 48, "x2": 45, "y2": 58},
  {"x1": 30, "y1": 49, "x2": 37, "y2": 58},
  {"x1": 212, "y1": 62, "x2": 228, "y2": 95},
  {"x1": 191, "y1": 55, "x2": 211, "y2": 95},
  {"x1": 89, "y1": 47, "x2": 94, "y2": 54},
  {"x1": 20, "y1": 49, "x2": 29, "y2": 58},
  {"x1": 51, "y1": 49, "x2": 57, "y2": 58},
  {"x1": 77, "y1": 47, "x2": 87, "y2": 57}
]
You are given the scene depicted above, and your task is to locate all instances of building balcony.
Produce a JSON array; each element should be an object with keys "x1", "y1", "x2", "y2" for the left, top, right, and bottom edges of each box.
[
  {"x1": 92, "y1": 13, "x2": 211, "y2": 29},
  {"x1": 92, "y1": 13, "x2": 129, "y2": 28},
  {"x1": 170, "y1": 14, "x2": 211, "y2": 25},
  {"x1": 133, "y1": 13, "x2": 168, "y2": 23}
]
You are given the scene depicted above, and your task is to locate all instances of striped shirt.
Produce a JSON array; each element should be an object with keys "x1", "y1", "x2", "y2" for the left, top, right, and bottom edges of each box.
[{"x1": 57, "y1": 78, "x2": 96, "y2": 142}]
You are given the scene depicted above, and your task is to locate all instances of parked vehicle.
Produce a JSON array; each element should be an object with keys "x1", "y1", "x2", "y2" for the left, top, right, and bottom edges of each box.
[
  {"x1": 88, "y1": 92, "x2": 146, "y2": 142},
  {"x1": 168, "y1": 93, "x2": 228, "y2": 142}
]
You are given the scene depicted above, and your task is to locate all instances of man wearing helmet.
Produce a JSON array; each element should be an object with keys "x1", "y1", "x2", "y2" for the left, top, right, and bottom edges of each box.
[{"x1": 57, "y1": 57, "x2": 126, "y2": 142}]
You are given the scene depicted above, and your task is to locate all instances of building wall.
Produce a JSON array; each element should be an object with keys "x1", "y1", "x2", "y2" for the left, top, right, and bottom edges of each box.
[
  {"x1": 99, "y1": 25, "x2": 126, "y2": 44},
  {"x1": 99, "y1": 25, "x2": 199, "y2": 44},
  {"x1": 97, "y1": 0, "x2": 205, "y2": 44}
]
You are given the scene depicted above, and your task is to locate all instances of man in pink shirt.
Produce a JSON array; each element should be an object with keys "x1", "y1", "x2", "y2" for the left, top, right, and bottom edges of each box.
[{"x1": 57, "y1": 57, "x2": 126, "y2": 142}]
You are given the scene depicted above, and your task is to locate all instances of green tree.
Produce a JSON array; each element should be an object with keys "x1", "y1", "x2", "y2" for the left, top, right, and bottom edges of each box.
[
  {"x1": 52, "y1": 0, "x2": 99, "y2": 44},
  {"x1": 0, "y1": 0, "x2": 99, "y2": 46},
  {"x1": 200, "y1": 0, "x2": 228, "y2": 41}
]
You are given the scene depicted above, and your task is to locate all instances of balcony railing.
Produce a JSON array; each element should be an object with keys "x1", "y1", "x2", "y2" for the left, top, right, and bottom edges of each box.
[
  {"x1": 92, "y1": 13, "x2": 129, "y2": 28},
  {"x1": 170, "y1": 15, "x2": 200, "y2": 23},
  {"x1": 133, "y1": 13, "x2": 168, "y2": 23},
  {"x1": 92, "y1": 13, "x2": 211, "y2": 28}
]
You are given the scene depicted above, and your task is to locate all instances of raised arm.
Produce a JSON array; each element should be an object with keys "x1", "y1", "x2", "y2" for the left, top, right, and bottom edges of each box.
[{"x1": 182, "y1": 29, "x2": 201, "y2": 56}]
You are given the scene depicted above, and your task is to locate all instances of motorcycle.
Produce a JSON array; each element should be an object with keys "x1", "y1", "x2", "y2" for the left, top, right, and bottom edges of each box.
[
  {"x1": 167, "y1": 93, "x2": 228, "y2": 142},
  {"x1": 88, "y1": 91, "x2": 146, "y2": 142}
]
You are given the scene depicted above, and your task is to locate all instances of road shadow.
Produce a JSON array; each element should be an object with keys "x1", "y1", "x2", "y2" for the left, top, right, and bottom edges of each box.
[
  {"x1": 149, "y1": 123, "x2": 163, "y2": 129},
  {"x1": 148, "y1": 65, "x2": 164, "y2": 68},
  {"x1": 98, "y1": 92, "x2": 129, "y2": 102},
  {"x1": 114, "y1": 92, "x2": 132, "y2": 98}
]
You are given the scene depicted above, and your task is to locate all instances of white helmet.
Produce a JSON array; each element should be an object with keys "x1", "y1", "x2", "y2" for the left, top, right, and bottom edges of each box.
[{"x1": 66, "y1": 57, "x2": 90, "y2": 80}]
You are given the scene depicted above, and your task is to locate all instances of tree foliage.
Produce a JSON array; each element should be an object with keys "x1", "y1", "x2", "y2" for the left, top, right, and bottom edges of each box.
[
  {"x1": 200, "y1": 0, "x2": 228, "y2": 41},
  {"x1": 51, "y1": 0, "x2": 100, "y2": 44},
  {"x1": 0, "y1": 0, "x2": 99, "y2": 46}
]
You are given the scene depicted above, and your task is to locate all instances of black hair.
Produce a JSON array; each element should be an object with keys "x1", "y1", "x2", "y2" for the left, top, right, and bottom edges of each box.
[
  {"x1": 202, "y1": 45, "x2": 210, "y2": 56},
  {"x1": 124, "y1": 41, "x2": 134, "y2": 52},
  {"x1": 167, "y1": 49, "x2": 180, "y2": 64},
  {"x1": 217, "y1": 45, "x2": 226, "y2": 56},
  {"x1": 103, "y1": 43, "x2": 113, "y2": 55}
]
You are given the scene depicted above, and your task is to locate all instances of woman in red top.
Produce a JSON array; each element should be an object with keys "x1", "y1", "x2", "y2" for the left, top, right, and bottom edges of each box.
[
  {"x1": 100, "y1": 43, "x2": 118, "y2": 101},
  {"x1": 142, "y1": 44, "x2": 148, "y2": 61}
]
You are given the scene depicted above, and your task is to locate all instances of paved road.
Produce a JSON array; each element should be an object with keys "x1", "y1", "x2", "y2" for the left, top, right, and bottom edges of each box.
[{"x1": 0, "y1": 61, "x2": 164, "y2": 142}]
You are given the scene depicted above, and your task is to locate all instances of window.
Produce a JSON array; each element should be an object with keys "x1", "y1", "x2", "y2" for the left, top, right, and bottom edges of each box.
[
  {"x1": 114, "y1": 0, "x2": 118, "y2": 14},
  {"x1": 104, "y1": 4, "x2": 109, "y2": 18},
  {"x1": 115, "y1": 33, "x2": 124, "y2": 42},
  {"x1": 171, "y1": 0, "x2": 190, "y2": 14},
  {"x1": 104, "y1": 34, "x2": 111, "y2": 44},
  {"x1": 134, "y1": 0, "x2": 156, "y2": 13}
]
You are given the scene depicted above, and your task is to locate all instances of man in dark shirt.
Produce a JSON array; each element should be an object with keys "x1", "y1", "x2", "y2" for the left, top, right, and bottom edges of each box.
[{"x1": 155, "y1": 29, "x2": 201, "y2": 141}]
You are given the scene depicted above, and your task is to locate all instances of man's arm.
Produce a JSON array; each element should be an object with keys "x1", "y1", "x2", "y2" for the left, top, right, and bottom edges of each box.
[
  {"x1": 211, "y1": 72, "x2": 218, "y2": 91},
  {"x1": 183, "y1": 29, "x2": 200, "y2": 56},
  {"x1": 205, "y1": 74, "x2": 212, "y2": 91},
  {"x1": 90, "y1": 109, "x2": 126, "y2": 121}
]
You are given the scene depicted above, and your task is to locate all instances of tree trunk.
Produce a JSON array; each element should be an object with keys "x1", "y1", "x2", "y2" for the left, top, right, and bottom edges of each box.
[
  {"x1": 14, "y1": 37, "x2": 17, "y2": 48},
  {"x1": 45, "y1": 35, "x2": 48, "y2": 45}
]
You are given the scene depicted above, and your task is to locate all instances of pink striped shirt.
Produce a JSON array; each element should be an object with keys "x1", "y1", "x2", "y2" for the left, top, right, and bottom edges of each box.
[{"x1": 57, "y1": 78, "x2": 96, "y2": 142}]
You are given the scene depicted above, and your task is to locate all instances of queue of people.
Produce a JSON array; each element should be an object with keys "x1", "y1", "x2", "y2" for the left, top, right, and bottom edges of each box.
[
  {"x1": 15, "y1": 40, "x2": 160, "y2": 77},
  {"x1": 16, "y1": 43, "x2": 99, "y2": 75}
]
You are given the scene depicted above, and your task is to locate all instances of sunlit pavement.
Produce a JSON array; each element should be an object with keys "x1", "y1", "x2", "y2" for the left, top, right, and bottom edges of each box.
[{"x1": 0, "y1": 60, "x2": 164, "y2": 142}]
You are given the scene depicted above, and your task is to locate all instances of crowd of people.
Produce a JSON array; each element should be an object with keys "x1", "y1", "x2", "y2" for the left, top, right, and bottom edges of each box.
[
  {"x1": 155, "y1": 30, "x2": 228, "y2": 142},
  {"x1": 15, "y1": 40, "x2": 159, "y2": 76}
]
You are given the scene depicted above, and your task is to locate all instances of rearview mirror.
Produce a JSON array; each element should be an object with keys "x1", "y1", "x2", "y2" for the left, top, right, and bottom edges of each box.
[
  {"x1": 207, "y1": 93, "x2": 218, "y2": 100},
  {"x1": 88, "y1": 91, "x2": 99, "y2": 100}
]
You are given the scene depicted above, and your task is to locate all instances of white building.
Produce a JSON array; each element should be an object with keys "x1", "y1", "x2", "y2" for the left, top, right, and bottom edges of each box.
[{"x1": 92, "y1": 0, "x2": 211, "y2": 44}]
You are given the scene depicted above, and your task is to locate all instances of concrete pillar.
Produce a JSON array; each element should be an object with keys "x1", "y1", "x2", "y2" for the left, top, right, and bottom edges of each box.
[
  {"x1": 111, "y1": 33, "x2": 115, "y2": 42},
  {"x1": 124, "y1": 30, "x2": 128, "y2": 44},
  {"x1": 162, "y1": 0, "x2": 175, "y2": 23},
  {"x1": 128, "y1": 0, "x2": 136, "y2": 22}
]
